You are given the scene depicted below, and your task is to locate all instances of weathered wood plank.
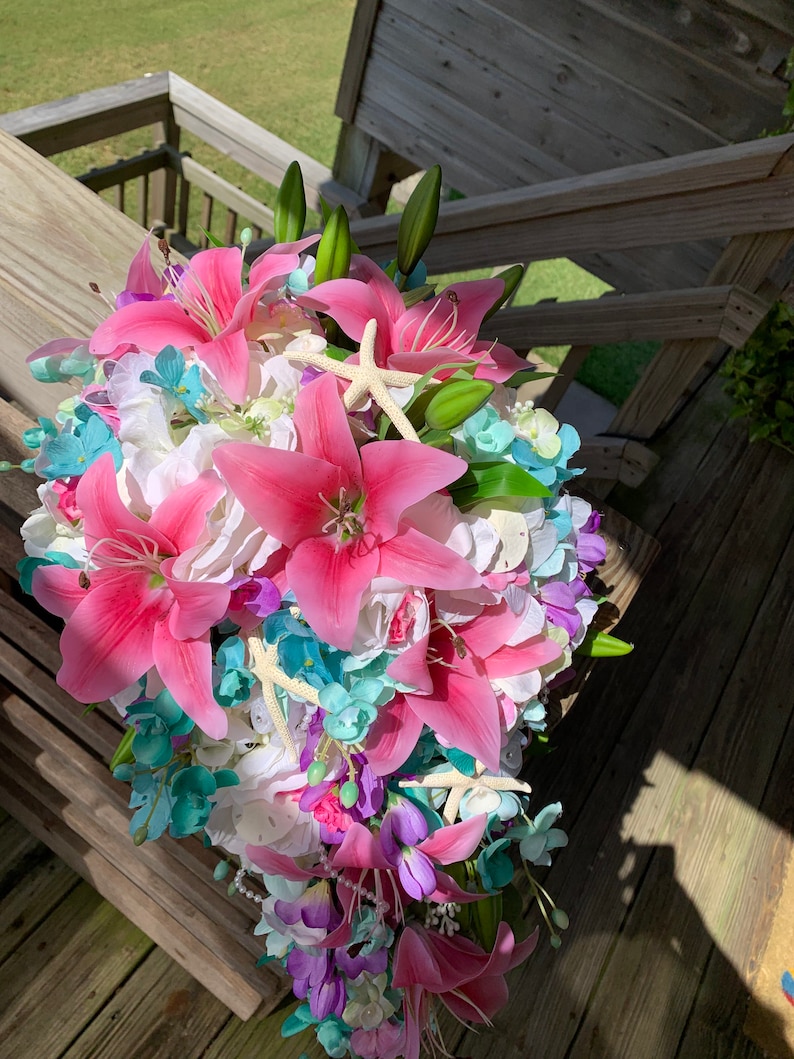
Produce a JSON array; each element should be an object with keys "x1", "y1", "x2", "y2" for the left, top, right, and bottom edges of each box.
[
  {"x1": 335, "y1": 0, "x2": 381, "y2": 123},
  {"x1": 168, "y1": 73, "x2": 366, "y2": 218},
  {"x1": 0, "y1": 880, "x2": 153, "y2": 1054},
  {"x1": 0, "y1": 834, "x2": 79, "y2": 965},
  {"x1": 485, "y1": 0, "x2": 786, "y2": 134},
  {"x1": 0, "y1": 739, "x2": 281, "y2": 1021},
  {"x1": 483, "y1": 285, "x2": 769, "y2": 350},
  {"x1": 62, "y1": 947, "x2": 233, "y2": 1059},
  {"x1": 0, "y1": 72, "x2": 172, "y2": 156}
]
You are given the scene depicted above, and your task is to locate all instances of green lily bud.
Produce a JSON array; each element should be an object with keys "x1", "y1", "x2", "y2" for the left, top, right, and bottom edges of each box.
[
  {"x1": 483, "y1": 264, "x2": 525, "y2": 321},
  {"x1": 314, "y1": 205, "x2": 352, "y2": 285},
  {"x1": 472, "y1": 891, "x2": 502, "y2": 952},
  {"x1": 274, "y1": 161, "x2": 307, "y2": 243},
  {"x1": 307, "y1": 760, "x2": 328, "y2": 786},
  {"x1": 109, "y1": 726, "x2": 135, "y2": 772},
  {"x1": 424, "y1": 379, "x2": 494, "y2": 430},
  {"x1": 397, "y1": 164, "x2": 442, "y2": 279},
  {"x1": 339, "y1": 780, "x2": 359, "y2": 808},
  {"x1": 575, "y1": 629, "x2": 634, "y2": 657}
]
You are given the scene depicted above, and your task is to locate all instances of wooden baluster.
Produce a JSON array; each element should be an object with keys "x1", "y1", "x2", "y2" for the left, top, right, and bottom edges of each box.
[
  {"x1": 137, "y1": 174, "x2": 149, "y2": 228},
  {"x1": 200, "y1": 193, "x2": 213, "y2": 249},
  {"x1": 114, "y1": 181, "x2": 125, "y2": 214},
  {"x1": 224, "y1": 208, "x2": 237, "y2": 246},
  {"x1": 178, "y1": 174, "x2": 190, "y2": 240}
]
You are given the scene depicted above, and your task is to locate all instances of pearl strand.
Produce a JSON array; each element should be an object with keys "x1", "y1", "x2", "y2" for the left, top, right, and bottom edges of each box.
[
  {"x1": 232, "y1": 867, "x2": 264, "y2": 905},
  {"x1": 316, "y1": 848, "x2": 390, "y2": 916}
]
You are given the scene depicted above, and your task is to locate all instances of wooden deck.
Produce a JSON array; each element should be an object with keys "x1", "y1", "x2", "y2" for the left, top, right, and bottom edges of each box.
[{"x1": 2, "y1": 366, "x2": 792, "y2": 1058}]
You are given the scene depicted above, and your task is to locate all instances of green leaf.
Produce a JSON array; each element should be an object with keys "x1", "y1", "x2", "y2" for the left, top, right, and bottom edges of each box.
[
  {"x1": 774, "y1": 400, "x2": 793, "y2": 420},
  {"x1": 273, "y1": 161, "x2": 306, "y2": 243},
  {"x1": 472, "y1": 891, "x2": 503, "y2": 952},
  {"x1": 483, "y1": 264, "x2": 525, "y2": 321},
  {"x1": 397, "y1": 164, "x2": 442, "y2": 278},
  {"x1": 501, "y1": 369, "x2": 557, "y2": 388},
  {"x1": 109, "y1": 726, "x2": 136, "y2": 771},
  {"x1": 324, "y1": 343, "x2": 354, "y2": 362},
  {"x1": 449, "y1": 461, "x2": 552, "y2": 508},
  {"x1": 313, "y1": 205, "x2": 352, "y2": 285},
  {"x1": 200, "y1": 227, "x2": 225, "y2": 248}
]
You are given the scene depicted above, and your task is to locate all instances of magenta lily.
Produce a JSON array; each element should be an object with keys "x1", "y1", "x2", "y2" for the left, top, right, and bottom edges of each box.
[
  {"x1": 392, "y1": 921, "x2": 539, "y2": 1057},
  {"x1": 300, "y1": 258, "x2": 528, "y2": 382},
  {"x1": 213, "y1": 372, "x2": 482, "y2": 650},
  {"x1": 31, "y1": 454, "x2": 231, "y2": 738},
  {"x1": 90, "y1": 238, "x2": 317, "y2": 403},
  {"x1": 367, "y1": 600, "x2": 562, "y2": 773}
]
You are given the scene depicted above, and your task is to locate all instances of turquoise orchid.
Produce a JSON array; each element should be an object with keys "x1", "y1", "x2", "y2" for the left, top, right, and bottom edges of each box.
[
  {"x1": 139, "y1": 344, "x2": 209, "y2": 422},
  {"x1": 38, "y1": 411, "x2": 122, "y2": 480},
  {"x1": 512, "y1": 415, "x2": 583, "y2": 493},
  {"x1": 456, "y1": 406, "x2": 515, "y2": 459},
  {"x1": 214, "y1": 636, "x2": 256, "y2": 708},
  {"x1": 170, "y1": 764, "x2": 239, "y2": 839},
  {"x1": 127, "y1": 690, "x2": 195, "y2": 769},
  {"x1": 515, "y1": 802, "x2": 569, "y2": 866},
  {"x1": 318, "y1": 678, "x2": 389, "y2": 744}
]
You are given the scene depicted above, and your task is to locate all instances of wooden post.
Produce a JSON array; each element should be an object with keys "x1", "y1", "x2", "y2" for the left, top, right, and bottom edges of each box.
[
  {"x1": 333, "y1": 123, "x2": 418, "y2": 215},
  {"x1": 149, "y1": 96, "x2": 180, "y2": 231}
]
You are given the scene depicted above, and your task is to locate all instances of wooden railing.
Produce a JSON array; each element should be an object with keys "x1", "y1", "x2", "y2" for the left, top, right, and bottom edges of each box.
[
  {"x1": 2, "y1": 73, "x2": 794, "y2": 458},
  {"x1": 0, "y1": 71, "x2": 367, "y2": 251}
]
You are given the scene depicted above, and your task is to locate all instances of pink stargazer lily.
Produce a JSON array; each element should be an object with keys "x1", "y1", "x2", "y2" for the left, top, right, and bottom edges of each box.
[
  {"x1": 300, "y1": 258, "x2": 528, "y2": 382},
  {"x1": 31, "y1": 454, "x2": 231, "y2": 738},
  {"x1": 367, "y1": 599, "x2": 562, "y2": 773},
  {"x1": 213, "y1": 372, "x2": 482, "y2": 650},
  {"x1": 89, "y1": 238, "x2": 317, "y2": 403},
  {"x1": 392, "y1": 921, "x2": 539, "y2": 1058}
]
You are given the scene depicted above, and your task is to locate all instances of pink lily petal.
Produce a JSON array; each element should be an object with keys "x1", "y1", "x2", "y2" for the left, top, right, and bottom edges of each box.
[
  {"x1": 300, "y1": 278, "x2": 396, "y2": 361},
  {"x1": 89, "y1": 298, "x2": 209, "y2": 357},
  {"x1": 151, "y1": 625, "x2": 227, "y2": 738},
  {"x1": 162, "y1": 566, "x2": 230, "y2": 640},
  {"x1": 124, "y1": 236, "x2": 163, "y2": 298},
  {"x1": 393, "y1": 927, "x2": 478, "y2": 993},
  {"x1": 31, "y1": 564, "x2": 90, "y2": 620},
  {"x1": 430, "y1": 870, "x2": 490, "y2": 905},
  {"x1": 405, "y1": 650, "x2": 502, "y2": 772},
  {"x1": 55, "y1": 570, "x2": 169, "y2": 702},
  {"x1": 469, "y1": 339, "x2": 529, "y2": 382},
  {"x1": 485, "y1": 635, "x2": 562, "y2": 678},
  {"x1": 213, "y1": 444, "x2": 342, "y2": 548},
  {"x1": 417, "y1": 814, "x2": 487, "y2": 864},
  {"x1": 247, "y1": 234, "x2": 319, "y2": 287},
  {"x1": 458, "y1": 601, "x2": 524, "y2": 661},
  {"x1": 77, "y1": 454, "x2": 172, "y2": 557},
  {"x1": 361, "y1": 442, "x2": 467, "y2": 540},
  {"x1": 384, "y1": 634, "x2": 434, "y2": 694},
  {"x1": 178, "y1": 246, "x2": 242, "y2": 326},
  {"x1": 481, "y1": 922, "x2": 540, "y2": 978},
  {"x1": 293, "y1": 372, "x2": 362, "y2": 490},
  {"x1": 195, "y1": 329, "x2": 255, "y2": 404},
  {"x1": 442, "y1": 973, "x2": 509, "y2": 1023},
  {"x1": 286, "y1": 534, "x2": 380, "y2": 650},
  {"x1": 331, "y1": 822, "x2": 394, "y2": 870},
  {"x1": 364, "y1": 694, "x2": 425, "y2": 776},
  {"x1": 149, "y1": 470, "x2": 226, "y2": 553},
  {"x1": 378, "y1": 526, "x2": 482, "y2": 591},
  {"x1": 385, "y1": 348, "x2": 475, "y2": 379},
  {"x1": 397, "y1": 279, "x2": 503, "y2": 354},
  {"x1": 244, "y1": 843, "x2": 324, "y2": 880}
]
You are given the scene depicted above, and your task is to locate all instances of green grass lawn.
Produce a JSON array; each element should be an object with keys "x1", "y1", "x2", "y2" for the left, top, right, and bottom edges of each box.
[{"x1": 0, "y1": 0, "x2": 655, "y2": 406}]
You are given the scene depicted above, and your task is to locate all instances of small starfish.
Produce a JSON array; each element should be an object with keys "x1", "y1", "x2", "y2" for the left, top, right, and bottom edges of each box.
[
  {"x1": 400, "y1": 764, "x2": 532, "y2": 824},
  {"x1": 286, "y1": 319, "x2": 424, "y2": 441},
  {"x1": 245, "y1": 633, "x2": 320, "y2": 762}
]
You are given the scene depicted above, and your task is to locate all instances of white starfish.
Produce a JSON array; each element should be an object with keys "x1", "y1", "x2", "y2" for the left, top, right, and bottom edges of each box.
[
  {"x1": 285, "y1": 319, "x2": 424, "y2": 441},
  {"x1": 400, "y1": 765, "x2": 532, "y2": 825},
  {"x1": 245, "y1": 634, "x2": 320, "y2": 762}
]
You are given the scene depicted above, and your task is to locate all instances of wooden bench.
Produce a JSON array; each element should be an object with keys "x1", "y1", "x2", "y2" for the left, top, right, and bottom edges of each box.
[{"x1": 0, "y1": 129, "x2": 658, "y2": 1017}]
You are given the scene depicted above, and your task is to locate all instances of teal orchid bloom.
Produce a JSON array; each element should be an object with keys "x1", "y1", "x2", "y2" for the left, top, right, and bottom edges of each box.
[
  {"x1": 169, "y1": 764, "x2": 239, "y2": 839},
  {"x1": 38, "y1": 412, "x2": 122, "y2": 480},
  {"x1": 515, "y1": 802, "x2": 569, "y2": 866},
  {"x1": 476, "y1": 836, "x2": 514, "y2": 892},
  {"x1": 214, "y1": 636, "x2": 256, "y2": 708},
  {"x1": 318, "y1": 678, "x2": 388, "y2": 744},
  {"x1": 126, "y1": 690, "x2": 195, "y2": 769},
  {"x1": 457, "y1": 406, "x2": 515, "y2": 459},
  {"x1": 512, "y1": 419, "x2": 583, "y2": 493},
  {"x1": 22, "y1": 417, "x2": 58, "y2": 451},
  {"x1": 139, "y1": 344, "x2": 209, "y2": 422},
  {"x1": 265, "y1": 610, "x2": 343, "y2": 690}
]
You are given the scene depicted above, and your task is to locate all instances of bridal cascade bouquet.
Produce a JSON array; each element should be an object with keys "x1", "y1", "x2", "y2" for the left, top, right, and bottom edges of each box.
[{"x1": 16, "y1": 166, "x2": 623, "y2": 1058}]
